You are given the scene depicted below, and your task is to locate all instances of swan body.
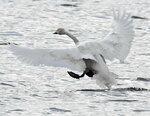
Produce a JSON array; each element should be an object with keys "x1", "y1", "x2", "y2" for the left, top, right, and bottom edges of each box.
[{"x1": 9, "y1": 9, "x2": 134, "y2": 89}]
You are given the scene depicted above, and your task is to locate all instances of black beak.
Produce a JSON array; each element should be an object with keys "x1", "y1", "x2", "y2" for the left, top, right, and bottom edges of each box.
[{"x1": 53, "y1": 32, "x2": 57, "y2": 34}]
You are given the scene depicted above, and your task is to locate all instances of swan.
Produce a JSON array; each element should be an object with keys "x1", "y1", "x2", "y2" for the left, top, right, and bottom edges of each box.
[{"x1": 9, "y1": 9, "x2": 134, "y2": 89}]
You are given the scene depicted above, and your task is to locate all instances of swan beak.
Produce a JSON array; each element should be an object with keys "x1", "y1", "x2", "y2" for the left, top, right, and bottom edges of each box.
[{"x1": 53, "y1": 32, "x2": 57, "y2": 34}]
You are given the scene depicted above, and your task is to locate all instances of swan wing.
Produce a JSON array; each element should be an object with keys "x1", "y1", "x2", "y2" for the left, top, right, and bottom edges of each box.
[
  {"x1": 82, "y1": 9, "x2": 134, "y2": 62},
  {"x1": 9, "y1": 44, "x2": 85, "y2": 71},
  {"x1": 100, "y1": 9, "x2": 134, "y2": 61}
]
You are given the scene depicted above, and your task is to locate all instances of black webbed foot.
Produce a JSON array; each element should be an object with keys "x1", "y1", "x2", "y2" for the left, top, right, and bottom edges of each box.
[
  {"x1": 67, "y1": 71, "x2": 83, "y2": 79},
  {"x1": 67, "y1": 69, "x2": 96, "y2": 79}
]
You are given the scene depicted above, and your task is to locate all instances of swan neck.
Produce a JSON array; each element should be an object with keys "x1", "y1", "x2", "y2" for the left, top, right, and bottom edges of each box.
[{"x1": 65, "y1": 31, "x2": 79, "y2": 45}]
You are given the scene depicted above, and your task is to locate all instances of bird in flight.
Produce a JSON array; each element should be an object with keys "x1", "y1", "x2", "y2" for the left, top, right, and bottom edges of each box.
[{"x1": 9, "y1": 9, "x2": 134, "y2": 89}]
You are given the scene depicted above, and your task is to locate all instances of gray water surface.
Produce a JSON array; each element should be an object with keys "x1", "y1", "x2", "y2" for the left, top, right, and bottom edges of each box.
[{"x1": 0, "y1": 0, "x2": 150, "y2": 116}]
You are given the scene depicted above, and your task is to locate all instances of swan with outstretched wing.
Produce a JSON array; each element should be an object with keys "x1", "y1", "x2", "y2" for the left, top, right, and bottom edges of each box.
[{"x1": 9, "y1": 9, "x2": 134, "y2": 89}]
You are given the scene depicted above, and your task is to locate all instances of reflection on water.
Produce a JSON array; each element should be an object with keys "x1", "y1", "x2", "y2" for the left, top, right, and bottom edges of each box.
[{"x1": 0, "y1": 0, "x2": 150, "y2": 116}]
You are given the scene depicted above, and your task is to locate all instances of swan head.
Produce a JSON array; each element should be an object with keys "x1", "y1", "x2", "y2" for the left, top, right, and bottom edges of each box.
[{"x1": 53, "y1": 28, "x2": 66, "y2": 35}]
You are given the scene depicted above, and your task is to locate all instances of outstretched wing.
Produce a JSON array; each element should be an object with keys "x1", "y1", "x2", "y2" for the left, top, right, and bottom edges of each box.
[
  {"x1": 9, "y1": 44, "x2": 86, "y2": 71},
  {"x1": 100, "y1": 9, "x2": 134, "y2": 61},
  {"x1": 82, "y1": 9, "x2": 134, "y2": 62}
]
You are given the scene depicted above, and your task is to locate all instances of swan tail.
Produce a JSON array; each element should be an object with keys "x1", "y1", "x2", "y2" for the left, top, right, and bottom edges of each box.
[{"x1": 95, "y1": 72, "x2": 117, "y2": 89}]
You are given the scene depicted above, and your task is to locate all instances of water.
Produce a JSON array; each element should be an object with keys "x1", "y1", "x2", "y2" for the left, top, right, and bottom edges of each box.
[{"x1": 0, "y1": 0, "x2": 150, "y2": 116}]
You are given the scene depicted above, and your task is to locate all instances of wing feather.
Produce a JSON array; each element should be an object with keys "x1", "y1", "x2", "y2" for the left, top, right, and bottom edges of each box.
[
  {"x1": 9, "y1": 44, "x2": 85, "y2": 71},
  {"x1": 82, "y1": 9, "x2": 134, "y2": 62}
]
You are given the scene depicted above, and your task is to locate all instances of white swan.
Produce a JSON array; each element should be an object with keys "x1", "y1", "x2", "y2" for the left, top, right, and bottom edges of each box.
[{"x1": 9, "y1": 9, "x2": 134, "y2": 89}]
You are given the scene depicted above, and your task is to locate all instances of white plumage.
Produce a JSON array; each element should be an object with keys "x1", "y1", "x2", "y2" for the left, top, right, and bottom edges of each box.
[
  {"x1": 9, "y1": 9, "x2": 134, "y2": 89},
  {"x1": 10, "y1": 45, "x2": 85, "y2": 71},
  {"x1": 78, "y1": 10, "x2": 134, "y2": 62}
]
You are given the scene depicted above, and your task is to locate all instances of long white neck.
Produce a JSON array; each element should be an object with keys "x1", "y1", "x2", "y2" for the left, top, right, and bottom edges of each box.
[{"x1": 64, "y1": 30, "x2": 79, "y2": 45}]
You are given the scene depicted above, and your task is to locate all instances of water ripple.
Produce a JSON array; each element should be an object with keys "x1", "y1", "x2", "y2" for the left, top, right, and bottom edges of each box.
[
  {"x1": 60, "y1": 4, "x2": 78, "y2": 7},
  {"x1": 136, "y1": 77, "x2": 150, "y2": 82},
  {"x1": 77, "y1": 87, "x2": 149, "y2": 92},
  {"x1": 133, "y1": 109, "x2": 150, "y2": 112},
  {"x1": 7, "y1": 109, "x2": 25, "y2": 113},
  {"x1": 0, "y1": 82, "x2": 15, "y2": 87},
  {"x1": 108, "y1": 99, "x2": 138, "y2": 102},
  {"x1": 49, "y1": 107, "x2": 71, "y2": 113},
  {"x1": 0, "y1": 31, "x2": 23, "y2": 36}
]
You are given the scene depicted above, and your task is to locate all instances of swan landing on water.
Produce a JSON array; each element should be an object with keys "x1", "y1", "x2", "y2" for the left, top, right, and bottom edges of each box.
[{"x1": 9, "y1": 9, "x2": 134, "y2": 89}]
